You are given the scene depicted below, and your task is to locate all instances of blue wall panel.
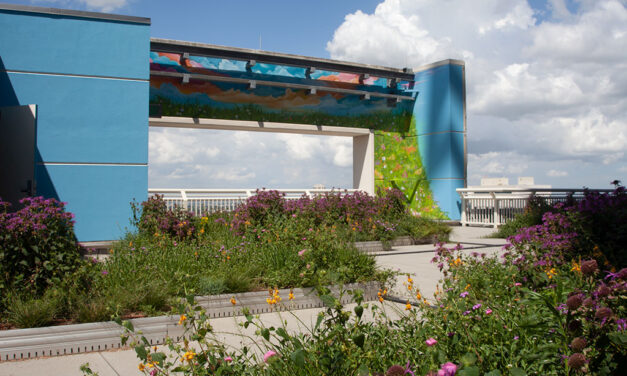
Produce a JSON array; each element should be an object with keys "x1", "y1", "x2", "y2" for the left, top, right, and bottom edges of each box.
[
  {"x1": 5, "y1": 72, "x2": 148, "y2": 163},
  {"x1": 0, "y1": 10, "x2": 149, "y2": 79},
  {"x1": 411, "y1": 60, "x2": 466, "y2": 220},
  {"x1": 418, "y1": 132, "x2": 465, "y2": 180},
  {"x1": 1, "y1": 8, "x2": 150, "y2": 241},
  {"x1": 429, "y1": 179, "x2": 465, "y2": 220},
  {"x1": 35, "y1": 165, "x2": 147, "y2": 241}
]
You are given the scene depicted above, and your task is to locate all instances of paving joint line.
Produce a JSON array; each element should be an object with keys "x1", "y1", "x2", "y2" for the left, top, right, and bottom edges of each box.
[
  {"x1": 98, "y1": 352, "x2": 121, "y2": 376},
  {"x1": 372, "y1": 243, "x2": 506, "y2": 257}
]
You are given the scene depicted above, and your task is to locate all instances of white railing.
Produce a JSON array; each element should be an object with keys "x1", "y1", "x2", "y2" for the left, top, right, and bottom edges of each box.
[
  {"x1": 457, "y1": 188, "x2": 613, "y2": 227},
  {"x1": 148, "y1": 188, "x2": 358, "y2": 216}
]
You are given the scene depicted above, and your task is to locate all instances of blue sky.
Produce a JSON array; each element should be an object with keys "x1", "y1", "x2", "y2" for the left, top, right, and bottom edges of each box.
[{"x1": 5, "y1": 0, "x2": 627, "y2": 189}]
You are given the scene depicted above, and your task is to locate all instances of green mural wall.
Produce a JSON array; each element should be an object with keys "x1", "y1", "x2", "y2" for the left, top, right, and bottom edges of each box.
[{"x1": 374, "y1": 121, "x2": 447, "y2": 219}]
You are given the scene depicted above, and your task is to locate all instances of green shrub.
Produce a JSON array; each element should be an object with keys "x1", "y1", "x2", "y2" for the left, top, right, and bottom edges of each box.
[
  {"x1": 0, "y1": 196, "x2": 85, "y2": 296},
  {"x1": 5, "y1": 290, "x2": 60, "y2": 328},
  {"x1": 492, "y1": 194, "x2": 552, "y2": 238}
]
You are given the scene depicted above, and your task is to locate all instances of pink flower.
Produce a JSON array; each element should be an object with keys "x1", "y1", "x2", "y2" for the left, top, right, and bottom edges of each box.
[
  {"x1": 426, "y1": 338, "x2": 437, "y2": 346},
  {"x1": 438, "y1": 362, "x2": 457, "y2": 376},
  {"x1": 514, "y1": 282, "x2": 522, "y2": 287},
  {"x1": 224, "y1": 356, "x2": 233, "y2": 362},
  {"x1": 298, "y1": 249, "x2": 307, "y2": 257},
  {"x1": 485, "y1": 309, "x2": 493, "y2": 315},
  {"x1": 263, "y1": 350, "x2": 277, "y2": 363},
  {"x1": 150, "y1": 369, "x2": 157, "y2": 376},
  {"x1": 459, "y1": 291, "x2": 469, "y2": 298}
]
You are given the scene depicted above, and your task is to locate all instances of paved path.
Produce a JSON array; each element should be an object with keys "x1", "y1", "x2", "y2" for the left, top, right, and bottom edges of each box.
[{"x1": 0, "y1": 226, "x2": 506, "y2": 375}]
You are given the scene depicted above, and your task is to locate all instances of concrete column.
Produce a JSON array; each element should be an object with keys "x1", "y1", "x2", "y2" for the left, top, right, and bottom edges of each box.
[{"x1": 353, "y1": 130, "x2": 375, "y2": 195}]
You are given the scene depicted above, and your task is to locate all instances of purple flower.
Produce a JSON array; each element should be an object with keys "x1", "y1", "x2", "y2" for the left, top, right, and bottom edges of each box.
[
  {"x1": 463, "y1": 310, "x2": 471, "y2": 316},
  {"x1": 459, "y1": 291, "x2": 469, "y2": 298},
  {"x1": 438, "y1": 362, "x2": 457, "y2": 376},
  {"x1": 513, "y1": 336, "x2": 519, "y2": 340},
  {"x1": 101, "y1": 270, "x2": 108, "y2": 275},
  {"x1": 485, "y1": 308, "x2": 493, "y2": 315},
  {"x1": 472, "y1": 303, "x2": 482, "y2": 310}
]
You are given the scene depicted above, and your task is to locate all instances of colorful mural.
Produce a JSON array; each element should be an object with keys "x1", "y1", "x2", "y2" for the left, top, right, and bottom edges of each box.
[
  {"x1": 149, "y1": 51, "x2": 462, "y2": 220},
  {"x1": 374, "y1": 124, "x2": 447, "y2": 219},
  {"x1": 149, "y1": 52, "x2": 413, "y2": 132}
]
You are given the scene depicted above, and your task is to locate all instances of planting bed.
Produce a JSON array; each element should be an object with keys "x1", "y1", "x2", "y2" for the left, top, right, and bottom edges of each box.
[{"x1": 0, "y1": 282, "x2": 379, "y2": 361}]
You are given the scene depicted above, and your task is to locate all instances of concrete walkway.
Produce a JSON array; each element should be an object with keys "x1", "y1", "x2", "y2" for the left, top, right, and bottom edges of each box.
[{"x1": 0, "y1": 226, "x2": 505, "y2": 376}]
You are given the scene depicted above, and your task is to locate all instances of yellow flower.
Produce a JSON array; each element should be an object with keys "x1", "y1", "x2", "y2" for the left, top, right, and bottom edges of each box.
[
  {"x1": 200, "y1": 228, "x2": 205, "y2": 234},
  {"x1": 138, "y1": 363, "x2": 146, "y2": 371},
  {"x1": 571, "y1": 262, "x2": 581, "y2": 272},
  {"x1": 289, "y1": 290, "x2": 294, "y2": 300},
  {"x1": 453, "y1": 258, "x2": 462, "y2": 266},
  {"x1": 154, "y1": 232, "x2": 160, "y2": 237},
  {"x1": 405, "y1": 301, "x2": 412, "y2": 311},
  {"x1": 230, "y1": 297, "x2": 236, "y2": 305},
  {"x1": 201, "y1": 216, "x2": 208, "y2": 222},
  {"x1": 129, "y1": 241, "x2": 133, "y2": 247},
  {"x1": 407, "y1": 275, "x2": 413, "y2": 284},
  {"x1": 181, "y1": 351, "x2": 196, "y2": 362},
  {"x1": 378, "y1": 296, "x2": 384, "y2": 303},
  {"x1": 178, "y1": 314, "x2": 187, "y2": 325},
  {"x1": 416, "y1": 292, "x2": 422, "y2": 300},
  {"x1": 464, "y1": 284, "x2": 471, "y2": 290},
  {"x1": 546, "y1": 268, "x2": 557, "y2": 279}
]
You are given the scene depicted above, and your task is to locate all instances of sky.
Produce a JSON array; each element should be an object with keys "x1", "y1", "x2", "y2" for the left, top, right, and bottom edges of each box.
[{"x1": 5, "y1": 0, "x2": 627, "y2": 189}]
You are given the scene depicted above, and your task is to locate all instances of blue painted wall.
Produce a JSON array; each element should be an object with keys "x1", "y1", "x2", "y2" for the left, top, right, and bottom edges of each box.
[
  {"x1": 412, "y1": 61, "x2": 466, "y2": 219},
  {"x1": 0, "y1": 8, "x2": 150, "y2": 241}
]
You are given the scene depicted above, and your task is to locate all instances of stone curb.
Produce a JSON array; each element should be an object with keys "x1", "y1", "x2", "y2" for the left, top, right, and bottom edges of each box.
[
  {"x1": 354, "y1": 235, "x2": 437, "y2": 253},
  {"x1": 0, "y1": 282, "x2": 379, "y2": 362}
]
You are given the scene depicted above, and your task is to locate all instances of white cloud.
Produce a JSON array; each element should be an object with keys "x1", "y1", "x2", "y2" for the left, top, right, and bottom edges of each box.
[
  {"x1": 547, "y1": 169, "x2": 568, "y2": 177},
  {"x1": 38, "y1": 0, "x2": 129, "y2": 12},
  {"x1": 328, "y1": 0, "x2": 627, "y2": 187}
]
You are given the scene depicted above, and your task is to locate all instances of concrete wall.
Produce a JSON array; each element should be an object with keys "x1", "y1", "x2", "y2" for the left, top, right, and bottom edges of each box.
[
  {"x1": 412, "y1": 60, "x2": 466, "y2": 220},
  {"x1": 0, "y1": 7, "x2": 150, "y2": 241}
]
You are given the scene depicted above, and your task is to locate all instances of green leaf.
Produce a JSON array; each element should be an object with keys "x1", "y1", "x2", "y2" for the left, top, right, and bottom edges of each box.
[
  {"x1": 357, "y1": 364, "x2": 370, "y2": 376},
  {"x1": 609, "y1": 332, "x2": 627, "y2": 346},
  {"x1": 123, "y1": 320, "x2": 134, "y2": 332},
  {"x1": 509, "y1": 368, "x2": 526, "y2": 376},
  {"x1": 461, "y1": 352, "x2": 477, "y2": 367},
  {"x1": 320, "y1": 294, "x2": 336, "y2": 308},
  {"x1": 151, "y1": 352, "x2": 166, "y2": 366},
  {"x1": 354, "y1": 305, "x2": 364, "y2": 318},
  {"x1": 276, "y1": 327, "x2": 289, "y2": 340},
  {"x1": 314, "y1": 313, "x2": 324, "y2": 332},
  {"x1": 484, "y1": 371, "x2": 502, "y2": 376},
  {"x1": 352, "y1": 333, "x2": 365, "y2": 348},
  {"x1": 261, "y1": 328, "x2": 270, "y2": 341},
  {"x1": 459, "y1": 366, "x2": 480, "y2": 376},
  {"x1": 134, "y1": 345, "x2": 147, "y2": 361},
  {"x1": 290, "y1": 349, "x2": 305, "y2": 368}
]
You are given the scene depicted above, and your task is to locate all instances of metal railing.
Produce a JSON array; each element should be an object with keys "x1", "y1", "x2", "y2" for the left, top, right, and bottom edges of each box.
[
  {"x1": 457, "y1": 188, "x2": 613, "y2": 227},
  {"x1": 148, "y1": 188, "x2": 357, "y2": 216}
]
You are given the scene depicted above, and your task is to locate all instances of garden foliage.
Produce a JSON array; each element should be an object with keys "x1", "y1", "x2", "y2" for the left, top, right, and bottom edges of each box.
[
  {"x1": 2, "y1": 189, "x2": 447, "y2": 328},
  {"x1": 112, "y1": 185, "x2": 626, "y2": 375},
  {"x1": 0, "y1": 196, "x2": 84, "y2": 296}
]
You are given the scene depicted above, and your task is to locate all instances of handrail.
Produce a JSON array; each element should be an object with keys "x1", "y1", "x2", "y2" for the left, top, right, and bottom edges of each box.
[
  {"x1": 456, "y1": 188, "x2": 612, "y2": 227},
  {"x1": 148, "y1": 188, "x2": 358, "y2": 216}
]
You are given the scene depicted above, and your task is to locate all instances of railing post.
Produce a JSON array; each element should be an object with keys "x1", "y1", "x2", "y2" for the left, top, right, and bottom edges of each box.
[
  {"x1": 180, "y1": 190, "x2": 188, "y2": 211},
  {"x1": 459, "y1": 191, "x2": 467, "y2": 226},
  {"x1": 491, "y1": 192, "x2": 500, "y2": 228}
]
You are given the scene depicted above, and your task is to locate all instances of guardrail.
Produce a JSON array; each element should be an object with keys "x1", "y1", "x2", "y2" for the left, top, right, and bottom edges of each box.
[
  {"x1": 456, "y1": 188, "x2": 613, "y2": 227},
  {"x1": 148, "y1": 188, "x2": 357, "y2": 216}
]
